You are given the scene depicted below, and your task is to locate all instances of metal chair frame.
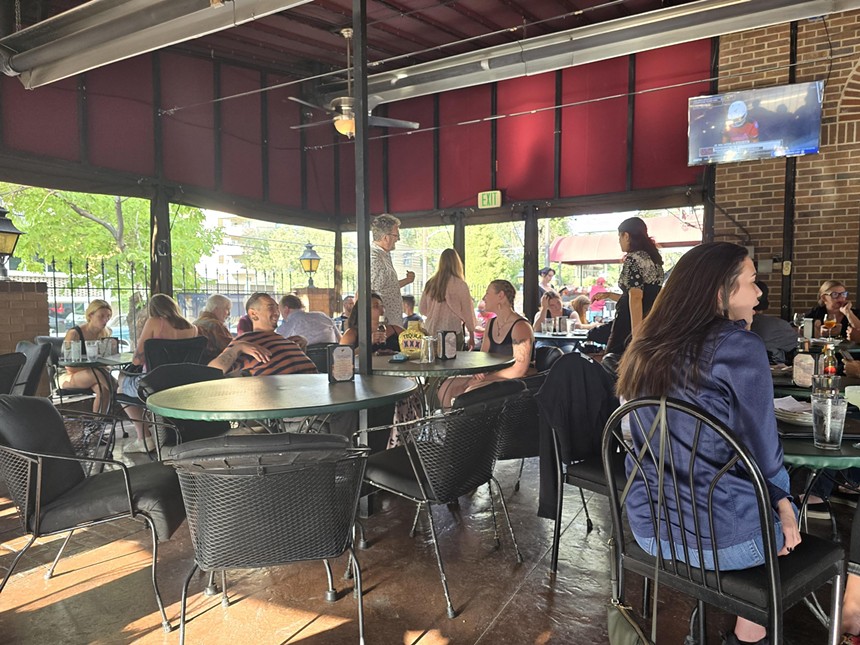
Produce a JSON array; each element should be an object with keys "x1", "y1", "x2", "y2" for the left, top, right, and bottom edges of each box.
[
  {"x1": 604, "y1": 396, "x2": 845, "y2": 644},
  {"x1": 12, "y1": 340, "x2": 51, "y2": 396},
  {"x1": 0, "y1": 445, "x2": 173, "y2": 632},
  {"x1": 0, "y1": 352, "x2": 26, "y2": 395},
  {"x1": 361, "y1": 408, "x2": 523, "y2": 619},
  {"x1": 169, "y1": 444, "x2": 369, "y2": 644}
]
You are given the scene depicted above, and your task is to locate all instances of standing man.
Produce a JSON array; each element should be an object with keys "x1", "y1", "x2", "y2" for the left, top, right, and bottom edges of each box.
[
  {"x1": 370, "y1": 214, "x2": 415, "y2": 325},
  {"x1": 276, "y1": 294, "x2": 341, "y2": 345},
  {"x1": 193, "y1": 294, "x2": 234, "y2": 362}
]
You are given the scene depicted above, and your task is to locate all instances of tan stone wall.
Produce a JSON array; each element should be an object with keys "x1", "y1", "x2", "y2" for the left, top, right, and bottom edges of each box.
[{"x1": 714, "y1": 13, "x2": 860, "y2": 314}]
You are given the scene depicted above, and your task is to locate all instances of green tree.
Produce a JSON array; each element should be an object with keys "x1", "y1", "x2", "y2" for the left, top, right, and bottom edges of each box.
[{"x1": 0, "y1": 183, "x2": 221, "y2": 290}]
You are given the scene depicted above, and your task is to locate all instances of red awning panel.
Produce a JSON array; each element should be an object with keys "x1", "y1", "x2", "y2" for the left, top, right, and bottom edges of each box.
[{"x1": 549, "y1": 215, "x2": 703, "y2": 264}]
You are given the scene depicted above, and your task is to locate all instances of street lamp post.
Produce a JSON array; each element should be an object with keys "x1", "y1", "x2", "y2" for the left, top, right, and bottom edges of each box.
[
  {"x1": 0, "y1": 207, "x2": 24, "y2": 279},
  {"x1": 299, "y1": 242, "x2": 321, "y2": 288}
]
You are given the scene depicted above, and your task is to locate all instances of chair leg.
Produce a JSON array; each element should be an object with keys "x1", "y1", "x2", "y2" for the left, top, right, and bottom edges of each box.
[
  {"x1": 487, "y1": 482, "x2": 501, "y2": 548},
  {"x1": 491, "y1": 476, "x2": 523, "y2": 563},
  {"x1": 141, "y1": 515, "x2": 171, "y2": 633},
  {"x1": 642, "y1": 577, "x2": 652, "y2": 617},
  {"x1": 220, "y1": 570, "x2": 229, "y2": 608},
  {"x1": 551, "y1": 429, "x2": 564, "y2": 573},
  {"x1": 355, "y1": 519, "x2": 369, "y2": 549},
  {"x1": 421, "y1": 502, "x2": 457, "y2": 619},
  {"x1": 579, "y1": 488, "x2": 594, "y2": 533},
  {"x1": 323, "y1": 559, "x2": 337, "y2": 602},
  {"x1": 828, "y1": 570, "x2": 845, "y2": 645},
  {"x1": 409, "y1": 503, "x2": 421, "y2": 538},
  {"x1": 45, "y1": 530, "x2": 74, "y2": 579},
  {"x1": 697, "y1": 601, "x2": 705, "y2": 645},
  {"x1": 0, "y1": 534, "x2": 36, "y2": 594},
  {"x1": 179, "y1": 562, "x2": 199, "y2": 645},
  {"x1": 514, "y1": 458, "x2": 525, "y2": 492},
  {"x1": 204, "y1": 570, "x2": 219, "y2": 596},
  {"x1": 348, "y1": 546, "x2": 366, "y2": 645}
]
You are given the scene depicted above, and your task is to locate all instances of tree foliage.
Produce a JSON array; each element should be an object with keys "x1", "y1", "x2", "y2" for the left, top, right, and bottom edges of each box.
[{"x1": 0, "y1": 183, "x2": 221, "y2": 290}]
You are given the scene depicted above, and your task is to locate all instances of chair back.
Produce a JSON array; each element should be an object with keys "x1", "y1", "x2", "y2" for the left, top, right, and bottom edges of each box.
[
  {"x1": 402, "y1": 404, "x2": 502, "y2": 502},
  {"x1": 13, "y1": 341, "x2": 51, "y2": 395},
  {"x1": 0, "y1": 395, "x2": 85, "y2": 531},
  {"x1": 305, "y1": 343, "x2": 338, "y2": 374},
  {"x1": 139, "y1": 363, "x2": 229, "y2": 446},
  {"x1": 143, "y1": 336, "x2": 207, "y2": 370},
  {"x1": 167, "y1": 433, "x2": 366, "y2": 569},
  {"x1": 0, "y1": 353, "x2": 26, "y2": 395},
  {"x1": 452, "y1": 380, "x2": 536, "y2": 460},
  {"x1": 534, "y1": 346, "x2": 564, "y2": 373},
  {"x1": 603, "y1": 397, "x2": 781, "y2": 626}
]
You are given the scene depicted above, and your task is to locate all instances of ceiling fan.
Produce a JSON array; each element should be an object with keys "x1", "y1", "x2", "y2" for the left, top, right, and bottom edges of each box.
[{"x1": 289, "y1": 28, "x2": 419, "y2": 139}]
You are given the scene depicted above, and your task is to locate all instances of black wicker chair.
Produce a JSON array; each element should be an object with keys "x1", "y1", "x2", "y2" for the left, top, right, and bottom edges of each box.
[
  {"x1": 166, "y1": 433, "x2": 368, "y2": 645},
  {"x1": 137, "y1": 363, "x2": 229, "y2": 459},
  {"x1": 12, "y1": 340, "x2": 51, "y2": 396},
  {"x1": 0, "y1": 395, "x2": 186, "y2": 633},
  {"x1": 362, "y1": 401, "x2": 522, "y2": 619},
  {"x1": 605, "y1": 397, "x2": 845, "y2": 644},
  {"x1": 0, "y1": 352, "x2": 26, "y2": 395},
  {"x1": 35, "y1": 335, "x2": 95, "y2": 406}
]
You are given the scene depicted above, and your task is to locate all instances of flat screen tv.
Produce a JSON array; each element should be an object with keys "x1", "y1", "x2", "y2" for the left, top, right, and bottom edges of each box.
[{"x1": 688, "y1": 80, "x2": 824, "y2": 166}]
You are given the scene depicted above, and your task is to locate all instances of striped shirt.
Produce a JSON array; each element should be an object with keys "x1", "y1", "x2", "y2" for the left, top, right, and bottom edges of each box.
[{"x1": 225, "y1": 330, "x2": 317, "y2": 376}]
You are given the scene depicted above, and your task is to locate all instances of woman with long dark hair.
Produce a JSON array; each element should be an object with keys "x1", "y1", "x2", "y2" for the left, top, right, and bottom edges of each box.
[
  {"x1": 616, "y1": 242, "x2": 799, "y2": 645},
  {"x1": 592, "y1": 216, "x2": 664, "y2": 355}
]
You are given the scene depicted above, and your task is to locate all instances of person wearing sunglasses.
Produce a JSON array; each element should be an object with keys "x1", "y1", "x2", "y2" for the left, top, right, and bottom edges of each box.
[{"x1": 805, "y1": 280, "x2": 860, "y2": 340}]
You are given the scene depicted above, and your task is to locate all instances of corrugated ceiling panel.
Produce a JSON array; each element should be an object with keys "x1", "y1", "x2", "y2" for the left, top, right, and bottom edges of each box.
[
  {"x1": 267, "y1": 77, "x2": 303, "y2": 209},
  {"x1": 221, "y1": 65, "x2": 263, "y2": 200},
  {"x1": 387, "y1": 96, "x2": 436, "y2": 213},
  {"x1": 439, "y1": 84, "x2": 492, "y2": 209},
  {"x1": 2, "y1": 76, "x2": 79, "y2": 161}
]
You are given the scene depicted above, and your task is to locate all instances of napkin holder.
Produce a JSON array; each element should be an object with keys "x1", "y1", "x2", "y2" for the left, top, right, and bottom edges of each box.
[
  {"x1": 437, "y1": 330, "x2": 458, "y2": 360},
  {"x1": 328, "y1": 345, "x2": 355, "y2": 383}
]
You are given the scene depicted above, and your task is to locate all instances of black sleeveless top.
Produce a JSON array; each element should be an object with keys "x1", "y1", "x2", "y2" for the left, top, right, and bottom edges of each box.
[{"x1": 486, "y1": 316, "x2": 530, "y2": 355}]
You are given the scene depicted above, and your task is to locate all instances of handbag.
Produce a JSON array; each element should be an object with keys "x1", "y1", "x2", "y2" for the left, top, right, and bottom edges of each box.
[{"x1": 607, "y1": 600, "x2": 654, "y2": 645}]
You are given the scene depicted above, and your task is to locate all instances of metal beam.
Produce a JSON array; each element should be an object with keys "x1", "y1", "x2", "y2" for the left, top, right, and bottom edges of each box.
[{"x1": 364, "y1": 0, "x2": 860, "y2": 106}]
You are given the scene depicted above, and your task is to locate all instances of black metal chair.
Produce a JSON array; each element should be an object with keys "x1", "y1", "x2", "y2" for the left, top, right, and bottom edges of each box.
[
  {"x1": 362, "y1": 402, "x2": 522, "y2": 619},
  {"x1": 0, "y1": 352, "x2": 26, "y2": 395},
  {"x1": 535, "y1": 351, "x2": 619, "y2": 572},
  {"x1": 166, "y1": 433, "x2": 368, "y2": 645},
  {"x1": 534, "y1": 345, "x2": 564, "y2": 373},
  {"x1": 604, "y1": 397, "x2": 845, "y2": 644},
  {"x1": 452, "y1": 379, "x2": 538, "y2": 491},
  {"x1": 0, "y1": 395, "x2": 186, "y2": 633},
  {"x1": 12, "y1": 340, "x2": 51, "y2": 395},
  {"x1": 137, "y1": 363, "x2": 229, "y2": 459},
  {"x1": 305, "y1": 342, "x2": 339, "y2": 374},
  {"x1": 143, "y1": 336, "x2": 207, "y2": 369},
  {"x1": 35, "y1": 335, "x2": 95, "y2": 406}
]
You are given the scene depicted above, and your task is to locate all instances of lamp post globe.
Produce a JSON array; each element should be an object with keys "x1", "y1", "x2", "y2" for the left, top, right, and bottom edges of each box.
[
  {"x1": 299, "y1": 242, "x2": 321, "y2": 289},
  {"x1": 0, "y1": 207, "x2": 24, "y2": 279}
]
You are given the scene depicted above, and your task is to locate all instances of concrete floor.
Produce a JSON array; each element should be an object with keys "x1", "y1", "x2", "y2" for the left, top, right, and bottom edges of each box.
[{"x1": 0, "y1": 443, "x2": 841, "y2": 644}]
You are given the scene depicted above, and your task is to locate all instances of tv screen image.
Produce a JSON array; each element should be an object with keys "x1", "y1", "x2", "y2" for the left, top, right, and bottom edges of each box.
[{"x1": 688, "y1": 80, "x2": 824, "y2": 166}]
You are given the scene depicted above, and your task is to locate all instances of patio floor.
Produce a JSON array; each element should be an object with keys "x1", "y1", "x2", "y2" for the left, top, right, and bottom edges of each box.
[{"x1": 0, "y1": 437, "x2": 841, "y2": 644}]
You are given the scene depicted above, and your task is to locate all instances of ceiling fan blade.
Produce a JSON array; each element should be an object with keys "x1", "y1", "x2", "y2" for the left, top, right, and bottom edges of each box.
[
  {"x1": 368, "y1": 115, "x2": 420, "y2": 130},
  {"x1": 289, "y1": 121, "x2": 330, "y2": 131},
  {"x1": 287, "y1": 96, "x2": 333, "y2": 114}
]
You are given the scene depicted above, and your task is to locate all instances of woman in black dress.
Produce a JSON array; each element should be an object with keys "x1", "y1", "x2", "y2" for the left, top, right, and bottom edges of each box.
[{"x1": 592, "y1": 217, "x2": 664, "y2": 356}]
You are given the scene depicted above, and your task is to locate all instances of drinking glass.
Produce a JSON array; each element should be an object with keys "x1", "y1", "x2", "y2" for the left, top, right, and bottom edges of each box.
[
  {"x1": 846, "y1": 386, "x2": 860, "y2": 448},
  {"x1": 822, "y1": 313, "x2": 837, "y2": 340},
  {"x1": 541, "y1": 321, "x2": 553, "y2": 334},
  {"x1": 566, "y1": 318, "x2": 577, "y2": 335},
  {"x1": 792, "y1": 312, "x2": 805, "y2": 337},
  {"x1": 812, "y1": 394, "x2": 847, "y2": 450},
  {"x1": 85, "y1": 340, "x2": 99, "y2": 362}
]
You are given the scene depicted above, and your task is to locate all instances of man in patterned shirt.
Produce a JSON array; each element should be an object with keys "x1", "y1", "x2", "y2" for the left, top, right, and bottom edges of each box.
[
  {"x1": 208, "y1": 292, "x2": 317, "y2": 376},
  {"x1": 370, "y1": 214, "x2": 415, "y2": 325}
]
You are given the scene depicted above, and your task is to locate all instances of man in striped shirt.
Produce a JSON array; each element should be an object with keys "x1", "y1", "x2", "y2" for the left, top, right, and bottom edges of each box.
[{"x1": 209, "y1": 293, "x2": 317, "y2": 376}]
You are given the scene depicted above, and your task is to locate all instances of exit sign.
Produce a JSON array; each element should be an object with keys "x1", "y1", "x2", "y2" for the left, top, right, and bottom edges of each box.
[{"x1": 477, "y1": 190, "x2": 501, "y2": 209}]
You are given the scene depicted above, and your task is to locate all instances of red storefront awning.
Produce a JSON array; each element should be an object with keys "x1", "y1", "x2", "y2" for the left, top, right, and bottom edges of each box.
[{"x1": 549, "y1": 215, "x2": 703, "y2": 265}]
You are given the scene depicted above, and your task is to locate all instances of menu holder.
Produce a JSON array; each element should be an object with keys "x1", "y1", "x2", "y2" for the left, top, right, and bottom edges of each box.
[{"x1": 328, "y1": 345, "x2": 355, "y2": 383}]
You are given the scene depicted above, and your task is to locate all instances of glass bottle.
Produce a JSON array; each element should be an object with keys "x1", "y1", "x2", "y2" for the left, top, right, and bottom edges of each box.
[
  {"x1": 819, "y1": 343, "x2": 838, "y2": 376},
  {"x1": 792, "y1": 337, "x2": 815, "y2": 388}
]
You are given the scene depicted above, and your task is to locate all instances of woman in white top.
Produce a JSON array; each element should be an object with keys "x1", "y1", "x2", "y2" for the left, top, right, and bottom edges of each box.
[{"x1": 418, "y1": 248, "x2": 478, "y2": 350}]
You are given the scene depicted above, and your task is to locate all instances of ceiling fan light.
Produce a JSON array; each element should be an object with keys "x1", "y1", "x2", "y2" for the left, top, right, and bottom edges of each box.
[{"x1": 333, "y1": 114, "x2": 355, "y2": 138}]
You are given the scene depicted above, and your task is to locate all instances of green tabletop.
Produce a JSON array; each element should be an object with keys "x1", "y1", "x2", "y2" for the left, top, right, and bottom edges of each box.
[
  {"x1": 147, "y1": 374, "x2": 417, "y2": 421},
  {"x1": 782, "y1": 437, "x2": 860, "y2": 470},
  {"x1": 371, "y1": 351, "x2": 514, "y2": 377}
]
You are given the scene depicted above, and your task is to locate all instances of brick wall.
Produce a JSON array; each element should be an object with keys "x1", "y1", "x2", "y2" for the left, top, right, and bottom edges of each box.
[
  {"x1": 0, "y1": 280, "x2": 49, "y2": 395},
  {"x1": 714, "y1": 12, "x2": 860, "y2": 315}
]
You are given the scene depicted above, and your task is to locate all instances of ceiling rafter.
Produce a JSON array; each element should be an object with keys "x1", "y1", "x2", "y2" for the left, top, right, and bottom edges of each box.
[
  {"x1": 370, "y1": 0, "x2": 475, "y2": 43},
  {"x1": 492, "y1": 0, "x2": 552, "y2": 36}
]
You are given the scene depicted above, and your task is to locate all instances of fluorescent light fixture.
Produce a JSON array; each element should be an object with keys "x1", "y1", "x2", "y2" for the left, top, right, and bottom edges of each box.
[{"x1": 0, "y1": 0, "x2": 313, "y2": 89}]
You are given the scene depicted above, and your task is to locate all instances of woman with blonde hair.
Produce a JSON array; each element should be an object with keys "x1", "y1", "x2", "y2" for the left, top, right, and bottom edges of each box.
[
  {"x1": 119, "y1": 293, "x2": 198, "y2": 453},
  {"x1": 570, "y1": 295, "x2": 599, "y2": 330},
  {"x1": 419, "y1": 248, "x2": 477, "y2": 350},
  {"x1": 805, "y1": 279, "x2": 860, "y2": 340},
  {"x1": 61, "y1": 299, "x2": 116, "y2": 413}
]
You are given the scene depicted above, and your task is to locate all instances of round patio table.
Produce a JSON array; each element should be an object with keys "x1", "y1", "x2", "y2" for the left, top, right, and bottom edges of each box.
[
  {"x1": 58, "y1": 351, "x2": 135, "y2": 414},
  {"x1": 372, "y1": 352, "x2": 514, "y2": 412},
  {"x1": 146, "y1": 373, "x2": 417, "y2": 421}
]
